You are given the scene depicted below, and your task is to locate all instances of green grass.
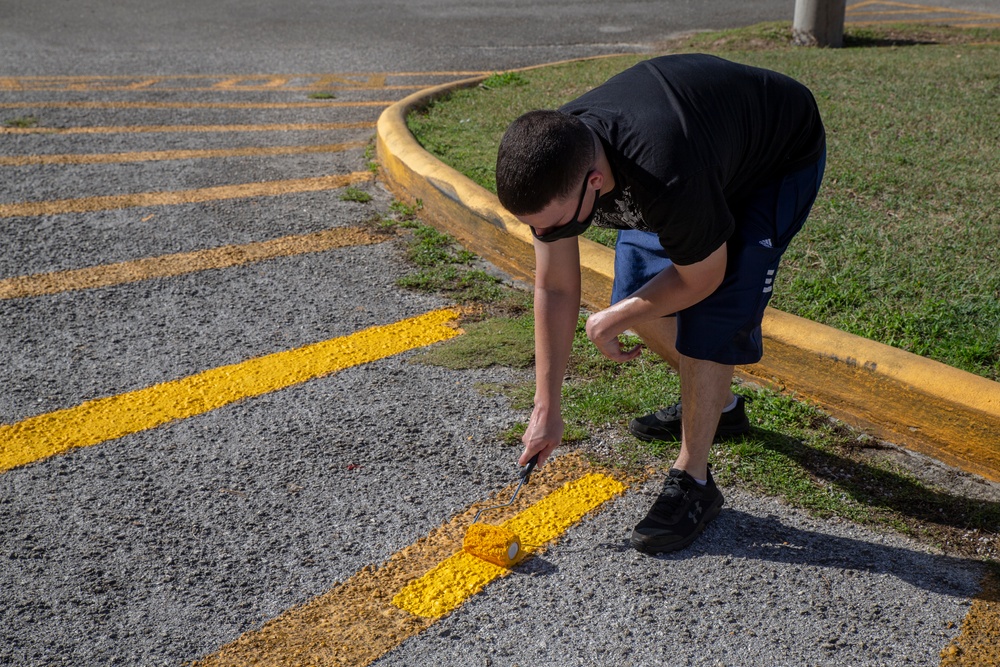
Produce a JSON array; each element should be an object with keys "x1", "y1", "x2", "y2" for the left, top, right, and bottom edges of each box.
[
  {"x1": 406, "y1": 23, "x2": 1000, "y2": 381},
  {"x1": 373, "y1": 200, "x2": 529, "y2": 309},
  {"x1": 5, "y1": 115, "x2": 38, "y2": 128},
  {"x1": 339, "y1": 187, "x2": 373, "y2": 203}
]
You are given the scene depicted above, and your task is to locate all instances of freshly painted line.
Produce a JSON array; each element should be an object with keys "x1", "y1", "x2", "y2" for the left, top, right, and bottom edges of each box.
[
  {"x1": 190, "y1": 454, "x2": 627, "y2": 667},
  {"x1": 0, "y1": 121, "x2": 375, "y2": 136},
  {"x1": 392, "y1": 472, "x2": 627, "y2": 618},
  {"x1": 0, "y1": 100, "x2": 393, "y2": 110},
  {"x1": 0, "y1": 308, "x2": 461, "y2": 473},
  {"x1": 0, "y1": 171, "x2": 373, "y2": 218},
  {"x1": 0, "y1": 227, "x2": 385, "y2": 299},
  {"x1": 0, "y1": 141, "x2": 366, "y2": 166}
]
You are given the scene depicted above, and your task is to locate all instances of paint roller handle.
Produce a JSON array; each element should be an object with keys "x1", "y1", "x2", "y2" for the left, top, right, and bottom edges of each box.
[{"x1": 520, "y1": 453, "x2": 539, "y2": 484}]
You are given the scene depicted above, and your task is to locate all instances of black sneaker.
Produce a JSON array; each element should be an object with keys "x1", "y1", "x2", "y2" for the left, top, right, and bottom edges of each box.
[
  {"x1": 630, "y1": 468, "x2": 724, "y2": 554},
  {"x1": 628, "y1": 395, "x2": 750, "y2": 442}
]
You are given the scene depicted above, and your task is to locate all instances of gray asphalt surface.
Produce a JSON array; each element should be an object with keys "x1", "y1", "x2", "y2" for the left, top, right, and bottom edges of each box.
[{"x1": 2, "y1": 1, "x2": 998, "y2": 665}]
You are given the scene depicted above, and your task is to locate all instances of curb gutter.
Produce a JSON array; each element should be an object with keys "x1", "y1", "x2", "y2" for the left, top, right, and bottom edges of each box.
[{"x1": 376, "y1": 75, "x2": 1000, "y2": 484}]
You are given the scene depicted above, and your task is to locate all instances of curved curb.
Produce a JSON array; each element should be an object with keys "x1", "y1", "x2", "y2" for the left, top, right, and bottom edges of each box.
[{"x1": 376, "y1": 73, "x2": 1000, "y2": 484}]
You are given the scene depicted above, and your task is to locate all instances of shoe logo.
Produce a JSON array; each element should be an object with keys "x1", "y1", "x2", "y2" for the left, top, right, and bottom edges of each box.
[
  {"x1": 688, "y1": 501, "x2": 703, "y2": 523},
  {"x1": 759, "y1": 238, "x2": 773, "y2": 248}
]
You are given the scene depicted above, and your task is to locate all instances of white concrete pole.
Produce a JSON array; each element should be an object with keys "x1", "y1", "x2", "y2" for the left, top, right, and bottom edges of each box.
[{"x1": 793, "y1": 0, "x2": 847, "y2": 47}]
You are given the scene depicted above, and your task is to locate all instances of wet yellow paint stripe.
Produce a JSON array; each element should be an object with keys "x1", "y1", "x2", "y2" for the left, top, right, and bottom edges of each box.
[
  {"x1": 191, "y1": 454, "x2": 629, "y2": 667},
  {"x1": 0, "y1": 227, "x2": 386, "y2": 299},
  {"x1": 393, "y1": 472, "x2": 627, "y2": 618},
  {"x1": 0, "y1": 100, "x2": 393, "y2": 110},
  {"x1": 0, "y1": 141, "x2": 365, "y2": 166},
  {"x1": 0, "y1": 308, "x2": 460, "y2": 473},
  {"x1": 0, "y1": 171, "x2": 372, "y2": 218},
  {"x1": 0, "y1": 121, "x2": 375, "y2": 135}
]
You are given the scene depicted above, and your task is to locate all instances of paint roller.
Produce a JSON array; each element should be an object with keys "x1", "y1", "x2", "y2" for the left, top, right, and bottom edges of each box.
[{"x1": 463, "y1": 453, "x2": 539, "y2": 568}]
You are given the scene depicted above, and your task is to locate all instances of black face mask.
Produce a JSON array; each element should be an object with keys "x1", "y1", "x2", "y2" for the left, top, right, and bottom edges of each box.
[{"x1": 531, "y1": 170, "x2": 599, "y2": 243}]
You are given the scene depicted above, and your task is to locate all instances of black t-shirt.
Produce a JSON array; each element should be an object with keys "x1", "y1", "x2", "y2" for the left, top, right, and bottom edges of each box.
[{"x1": 558, "y1": 54, "x2": 825, "y2": 265}]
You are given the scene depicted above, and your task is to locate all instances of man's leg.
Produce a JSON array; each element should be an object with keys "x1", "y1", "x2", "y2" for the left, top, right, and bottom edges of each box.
[
  {"x1": 629, "y1": 317, "x2": 743, "y2": 442},
  {"x1": 674, "y1": 354, "x2": 735, "y2": 481},
  {"x1": 629, "y1": 349, "x2": 731, "y2": 554}
]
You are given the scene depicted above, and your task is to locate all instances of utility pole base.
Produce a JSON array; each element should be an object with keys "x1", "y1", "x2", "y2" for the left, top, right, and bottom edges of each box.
[{"x1": 793, "y1": 0, "x2": 847, "y2": 47}]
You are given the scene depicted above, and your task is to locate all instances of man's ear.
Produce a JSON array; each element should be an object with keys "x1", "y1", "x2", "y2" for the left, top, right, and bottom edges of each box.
[{"x1": 590, "y1": 169, "x2": 605, "y2": 191}]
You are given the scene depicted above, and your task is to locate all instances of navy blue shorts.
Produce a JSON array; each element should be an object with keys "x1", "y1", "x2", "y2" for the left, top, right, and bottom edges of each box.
[{"x1": 611, "y1": 150, "x2": 826, "y2": 365}]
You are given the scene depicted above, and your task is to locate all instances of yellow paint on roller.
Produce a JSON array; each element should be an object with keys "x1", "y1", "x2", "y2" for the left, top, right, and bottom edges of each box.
[
  {"x1": 0, "y1": 309, "x2": 460, "y2": 473},
  {"x1": 0, "y1": 227, "x2": 386, "y2": 299},
  {"x1": 392, "y1": 472, "x2": 627, "y2": 618},
  {"x1": 462, "y1": 523, "x2": 521, "y2": 567},
  {"x1": 0, "y1": 121, "x2": 375, "y2": 136},
  {"x1": 0, "y1": 171, "x2": 372, "y2": 218},
  {"x1": 0, "y1": 141, "x2": 365, "y2": 166}
]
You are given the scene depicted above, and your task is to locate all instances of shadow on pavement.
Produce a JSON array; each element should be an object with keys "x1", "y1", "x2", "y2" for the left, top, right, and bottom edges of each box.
[{"x1": 745, "y1": 426, "x2": 1000, "y2": 543}]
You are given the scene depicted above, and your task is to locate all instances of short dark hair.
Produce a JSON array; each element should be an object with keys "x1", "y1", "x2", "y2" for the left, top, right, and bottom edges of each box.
[{"x1": 495, "y1": 110, "x2": 595, "y2": 216}]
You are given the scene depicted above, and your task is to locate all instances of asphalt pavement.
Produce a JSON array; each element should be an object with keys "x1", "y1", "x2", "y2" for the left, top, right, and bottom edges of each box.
[{"x1": 2, "y1": 1, "x2": 999, "y2": 665}]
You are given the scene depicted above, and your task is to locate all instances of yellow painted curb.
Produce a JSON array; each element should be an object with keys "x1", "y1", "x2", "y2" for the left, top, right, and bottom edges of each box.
[{"x1": 375, "y1": 67, "x2": 1000, "y2": 483}]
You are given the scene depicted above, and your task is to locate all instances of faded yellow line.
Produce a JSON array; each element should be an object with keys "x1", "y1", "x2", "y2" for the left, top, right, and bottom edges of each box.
[
  {"x1": 0, "y1": 100, "x2": 393, "y2": 110},
  {"x1": 847, "y1": 16, "x2": 1000, "y2": 24},
  {"x1": 1, "y1": 85, "x2": 430, "y2": 93},
  {"x1": 0, "y1": 121, "x2": 375, "y2": 136},
  {"x1": 191, "y1": 454, "x2": 630, "y2": 667},
  {"x1": 393, "y1": 472, "x2": 627, "y2": 618},
  {"x1": 0, "y1": 227, "x2": 386, "y2": 299},
  {"x1": 0, "y1": 171, "x2": 372, "y2": 218},
  {"x1": 845, "y1": 0, "x2": 1000, "y2": 21},
  {"x1": 849, "y1": 8, "x2": 950, "y2": 14},
  {"x1": 0, "y1": 141, "x2": 366, "y2": 166},
  {"x1": 940, "y1": 566, "x2": 1000, "y2": 666},
  {"x1": 0, "y1": 72, "x2": 489, "y2": 92},
  {"x1": 0, "y1": 308, "x2": 461, "y2": 473}
]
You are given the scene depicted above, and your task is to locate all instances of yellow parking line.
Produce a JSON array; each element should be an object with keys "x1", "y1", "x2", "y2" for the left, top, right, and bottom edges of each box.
[
  {"x1": 0, "y1": 141, "x2": 366, "y2": 166},
  {"x1": 0, "y1": 171, "x2": 373, "y2": 218},
  {"x1": 940, "y1": 567, "x2": 1000, "y2": 665},
  {"x1": 849, "y1": 16, "x2": 1000, "y2": 23},
  {"x1": 0, "y1": 72, "x2": 489, "y2": 92},
  {"x1": 0, "y1": 101, "x2": 393, "y2": 110},
  {"x1": 0, "y1": 308, "x2": 461, "y2": 473},
  {"x1": 191, "y1": 454, "x2": 628, "y2": 667},
  {"x1": 845, "y1": 0, "x2": 1000, "y2": 21},
  {"x1": 393, "y1": 472, "x2": 627, "y2": 618},
  {"x1": 0, "y1": 121, "x2": 375, "y2": 135},
  {"x1": 0, "y1": 227, "x2": 386, "y2": 299}
]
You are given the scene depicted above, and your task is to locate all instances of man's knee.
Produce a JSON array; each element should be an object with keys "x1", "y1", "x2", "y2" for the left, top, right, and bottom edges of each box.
[{"x1": 633, "y1": 317, "x2": 680, "y2": 368}]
